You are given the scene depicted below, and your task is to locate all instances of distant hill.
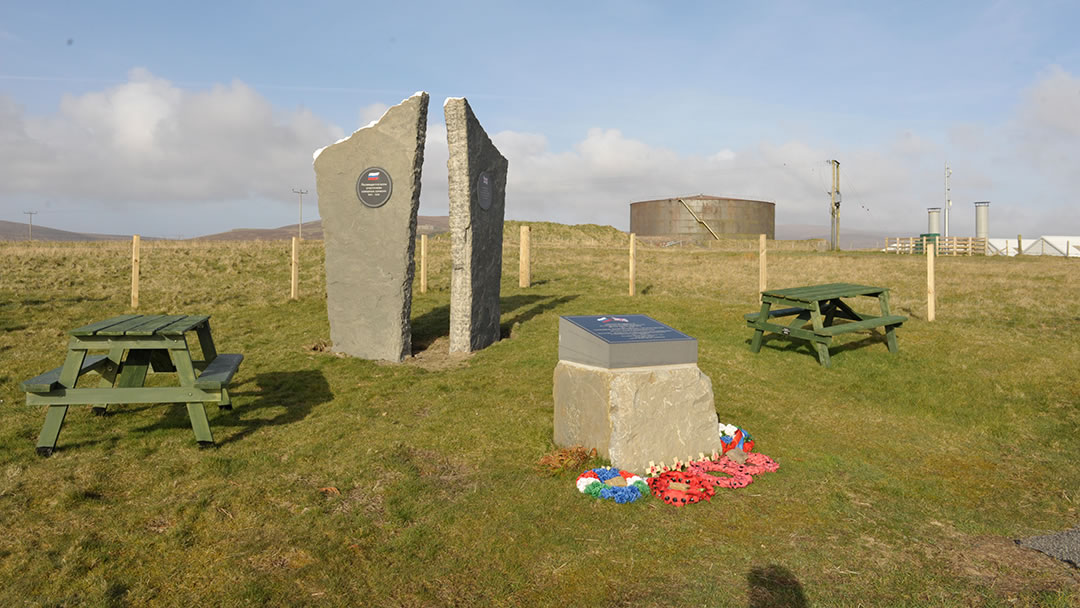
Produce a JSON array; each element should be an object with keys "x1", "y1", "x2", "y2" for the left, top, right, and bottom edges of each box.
[
  {"x1": 0, "y1": 216, "x2": 451, "y2": 242},
  {"x1": 776, "y1": 224, "x2": 893, "y2": 250},
  {"x1": 0, "y1": 220, "x2": 132, "y2": 242},
  {"x1": 191, "y1": 217, "x2": 451, "y2": 241}
]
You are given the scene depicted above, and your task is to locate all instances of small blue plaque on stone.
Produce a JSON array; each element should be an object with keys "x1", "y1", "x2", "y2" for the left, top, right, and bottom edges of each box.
[{"x1": 558, "y1": 315, "x2": 697, "y2": 368}]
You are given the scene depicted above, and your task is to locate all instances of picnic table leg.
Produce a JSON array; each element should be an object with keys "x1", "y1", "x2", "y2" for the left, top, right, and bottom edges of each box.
[
  {"x1": 878, "y1": 292, "x2": 899, "y2": 354},
  {"x1": 195, "y1": 322, "x2": 218, "y2": 363},
  {"x1": 92, "y1": 347, "x2": 125, "y2": 416},
  {"x1": 36, "y1": 348, "x2": 87, "y2": 455},
  {"x1": 35, "y1": 406, "x2": 69, "y2": 456},
  {"x1": 170, "y1": 347, "x2": 216, "y2": 444},
  {"x1": 750, "y1": 301, "x2": 772, "y2": 353},
  {"x1": 185, "y1": 404, "x2": 215, "y2": 445},
  {"x1": 809, "y1": 302, "x2": 831, "y2": 367},
  {"x1": 115, "y1": 349, "x2": 152, "y2": 390}
]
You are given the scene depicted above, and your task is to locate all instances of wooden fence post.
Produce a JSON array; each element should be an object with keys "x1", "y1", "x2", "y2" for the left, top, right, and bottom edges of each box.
[
  {"x1": 1017, "y1": 234, "x2": 1022, "y2": 256},
  {"x1": 927, "y1": 242, "x2": 936, "y2": 322},
  {"x1": 758, "y1": 234, "x2": 767, "y2": 301},
  {"x1": 420, "y1": 234, "x2": 428, "y2": 294},
  {"x1": 131, "y1": 235, "x2": 140, "y2": 309},
  {"x1": 628, "y1": 233, "x2": 636, "y2": 296},
  {"x1": 290, "y1": 237, "x2": 299, "y2": 300},
  {"x1": 519, "y1": 225, "x2": 530, "y2": 288}
]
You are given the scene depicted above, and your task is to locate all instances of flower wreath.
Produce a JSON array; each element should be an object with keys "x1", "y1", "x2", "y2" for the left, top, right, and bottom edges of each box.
[
  {"x1": 719, "y1": 423, "x2": 754, "y2": 454},
  {"x1": 646, "y1": 470, "x2": 716, "y2": 507},
  {"x1": 575, "y1": 467, "x2": 650, "y2": 504}
]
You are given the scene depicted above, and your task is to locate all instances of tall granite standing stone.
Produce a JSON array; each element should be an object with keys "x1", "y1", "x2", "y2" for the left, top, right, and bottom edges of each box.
[
  {"x1": 445, "y1": 97, "x2": 508, "y2": 353},
  {"x1": 313, "y1": 92, "x2": 429, "y2": 362}
]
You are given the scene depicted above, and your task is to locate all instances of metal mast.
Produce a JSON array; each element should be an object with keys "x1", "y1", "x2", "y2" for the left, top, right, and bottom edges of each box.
[{"x1": 944, "y1": 163, "x2": 951, "y2": 238}]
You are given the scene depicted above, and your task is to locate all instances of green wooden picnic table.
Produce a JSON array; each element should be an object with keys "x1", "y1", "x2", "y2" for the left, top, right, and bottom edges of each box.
[
  {"x1": 20, "y1": 314, "x2": 244, "y2": 455},
  {"x1": 744, "y1": 283, "x2": 907, "y2": 367}
]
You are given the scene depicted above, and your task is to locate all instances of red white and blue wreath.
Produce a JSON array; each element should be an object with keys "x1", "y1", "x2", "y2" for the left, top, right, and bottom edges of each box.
[{"x1": 575, "y1": 467, "x2": 650, "y2": 503}]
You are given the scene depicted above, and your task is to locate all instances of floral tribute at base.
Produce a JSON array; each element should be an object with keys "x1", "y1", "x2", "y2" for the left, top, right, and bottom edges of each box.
[
  {"x1": 646, "y1": 470, "x2": 716, "y2": 507},
  {"x1": 575, "y1": 467, "x2": 650, "y2": 503}
]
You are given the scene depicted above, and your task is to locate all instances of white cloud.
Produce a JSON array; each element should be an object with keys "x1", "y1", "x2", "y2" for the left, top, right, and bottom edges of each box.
[
  {"x1": 0, "y1": 68, "x2": 343, "y2": 205},
  {"x1": 358, "y1": 102, "x2": 390, "y2": 127}
]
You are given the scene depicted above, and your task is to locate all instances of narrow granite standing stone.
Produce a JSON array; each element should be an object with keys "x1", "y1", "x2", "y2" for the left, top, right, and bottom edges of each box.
[
  {"x1": 445, "y1": 97, "x2": 508, "y2": 353},
  {"x1": 313, "y1": 92, "x2": 428, "y2": 362}
]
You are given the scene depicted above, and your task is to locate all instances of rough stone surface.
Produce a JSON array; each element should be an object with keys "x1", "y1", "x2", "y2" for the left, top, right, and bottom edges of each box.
[
  {"x1": 553, "y1": 361, "x2": 721, "y2": 474},
  {"x1": 1019, "y1": 527, "x2": 1080, "y2": 568},
  {"x1": 314, "y1": 92, "x2": 428, "y2": 361},
  {"x1": 445, "y1": 97, "x2": 508, "y2": 353}
]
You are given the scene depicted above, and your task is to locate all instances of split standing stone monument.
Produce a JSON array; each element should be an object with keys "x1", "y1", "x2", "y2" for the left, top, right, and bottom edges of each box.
[
  {"x1": 445, "y1": 97, "x2": 508, "y2": 353},
  {"x1": 553, "y1": 315, "x2": 721, "y2": 473},
  {"x1": 313, "y1": 92, "x2": 429, "y2": 362}
]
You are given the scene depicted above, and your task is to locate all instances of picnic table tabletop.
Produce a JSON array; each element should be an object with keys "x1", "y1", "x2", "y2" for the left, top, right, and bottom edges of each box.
[{"x1": 761, "y1": 283, "x2": 888, "y2": 303}]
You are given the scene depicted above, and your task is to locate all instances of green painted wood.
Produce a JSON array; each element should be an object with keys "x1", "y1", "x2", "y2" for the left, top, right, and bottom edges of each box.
[
  {"x1": 56, "y1": 347, "x2": 88, "y2": 389},
  {"x1": 746, "y1": 319, "x2": 831, "y2": 343},
  {"x1": 195, "y1": 322, "x2": 218, "y2": 361},
  {"x1": 194, "y1": 354, "x2": 243, "y2": 390},
  {"x1": 35, "y1": 405, "x2": 69, "y2": 455},
  {"x1": 92, "y1": 347, "x2": 124, "y2": 415},
  {"x1": 125, "y1": 314, "x2": 187, "y2": 336},
  {"x1": 67, "y1": 336, "x2": 189, "y2": 351},
  {"x1": 762, "y1": 283, "x2": 886, "y2": 302},
  {"x1": 185, "y1": 403, "x2": 214, "y2": 444},
  {"x1": 158, "y1": 315, "x2": 210, "y2": 336},
  {"x1": 115, "y1": 349, "x2": 152, "y2": 391},
  {"x1": 26, "y1": 386, "x2": 226, "y2": 406},
  {"x1": 218, "y1": 388, "x2": 232, "y2": 410},
  {"x1": 98, "y1": 315, "x2": 169, "y2": 336},
  {"x1": 743, "y1": 307, "x2": 805, "y2": 321},
  {"x1": 21, "y1": 354, "x2": 109, "y2": 393},
  {"x1": 813, "y1": 342, "x2": 831, "y2": 367},
  {"x1": 817, "y1": 315, "x2": 907, "y2": 336},
  {"x1": 68, "y1": 315, "x2": 140, "y2": 336},
  {"x1": 149, "y1": 350, "x2": 177, "y2": 372}
]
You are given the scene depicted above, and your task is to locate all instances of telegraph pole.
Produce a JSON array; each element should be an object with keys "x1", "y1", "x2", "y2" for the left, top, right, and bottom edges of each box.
[
  {"x1": 944, "y1": 163, "x2": 952, "y2": 238},
  {"x1": 828, "y1": 160, "x2": 841, "y2": 251},
  {"x1": 23, "y1": 211, "x2": 37, "y2": 241},
  {"x1": 292, "y1": 188, "x2": 308, "y2": 240}
]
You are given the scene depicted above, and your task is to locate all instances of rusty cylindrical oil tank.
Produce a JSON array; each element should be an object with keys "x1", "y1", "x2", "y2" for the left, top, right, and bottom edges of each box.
[{"x1": 630, "y1": 195, "x2": 775, "y2": 239}]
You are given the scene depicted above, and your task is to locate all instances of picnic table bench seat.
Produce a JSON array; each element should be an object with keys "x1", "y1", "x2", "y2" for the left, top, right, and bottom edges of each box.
[
  {"x1": 194, "y1": 353, "x2": 244, "y2": 390},
  {"x1": 21, "y1": 355, "x2": 113, "y2": 394}
]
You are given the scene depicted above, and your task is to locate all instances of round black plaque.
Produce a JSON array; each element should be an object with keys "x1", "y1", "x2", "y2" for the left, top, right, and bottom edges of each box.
[
  {"x1": 356, "y1": 167, "x2": 393, "y2": 208},
  {"x1": 476, "y1": 171, "x2": 493, "y2": 211}
]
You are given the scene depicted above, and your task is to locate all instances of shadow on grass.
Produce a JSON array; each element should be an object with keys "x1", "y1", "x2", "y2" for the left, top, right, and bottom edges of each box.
[
  {"x1": 500, "y1": 294, "x2": 578, "y2": 338},
  {"x1": 411, "y1": 294, "x2": 558, "y2": 354},
  {"x1": 750, "y1": 331, "x2": 892, "y2": 364},
  {"x1": 747, "y1": 564, "x2": 807, "y2": 608},
  {"x1": 131, "y1": 370, "x2": 331, "y2": 447}
]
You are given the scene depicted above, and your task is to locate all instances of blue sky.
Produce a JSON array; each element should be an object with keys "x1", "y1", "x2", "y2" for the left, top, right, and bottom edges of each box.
[{"x1": 2, "y1": 1, "x2": 1079, "y2": 238}]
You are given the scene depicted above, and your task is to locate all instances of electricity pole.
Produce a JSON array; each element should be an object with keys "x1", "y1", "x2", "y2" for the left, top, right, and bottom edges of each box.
[
  {"x1": 23, "y1": 211, "x2": 37, "y2": 241},
  {"x1": 828, "y1": 160, "x2": 841, "y2": 251},
  {"x1": 944, "y1": 163, "x2": 951, "y2": 238},
  {"x1": 292, "y1": 188, "x2": 308, "y2": 240}
]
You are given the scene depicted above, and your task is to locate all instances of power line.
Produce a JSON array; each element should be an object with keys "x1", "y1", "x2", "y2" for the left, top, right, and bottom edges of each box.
[{"x1": 23, "y1": 211, "x2": 37, "y2": 241}]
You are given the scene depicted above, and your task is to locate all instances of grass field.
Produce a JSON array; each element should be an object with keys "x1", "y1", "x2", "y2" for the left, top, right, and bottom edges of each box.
[{"x1": 2, "y1": 223, "x2": 1078, "y2": 607}]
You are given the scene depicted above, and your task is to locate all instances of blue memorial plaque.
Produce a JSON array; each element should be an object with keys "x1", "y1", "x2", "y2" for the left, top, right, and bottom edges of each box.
[{"x1": 558, "y1": 315, "x2": 697, "y2": 368}]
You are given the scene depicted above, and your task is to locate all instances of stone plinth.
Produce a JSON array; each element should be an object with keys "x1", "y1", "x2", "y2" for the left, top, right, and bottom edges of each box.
[
  {"x1": 445, "y1": 97, "x2": 508, "y2": 353},
  {"x1": 313, "y1": 92, "x2": 428, "y2": 362},
  {"x1": 553, "y1": 361, "x2": 721, "y2": 474}
]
